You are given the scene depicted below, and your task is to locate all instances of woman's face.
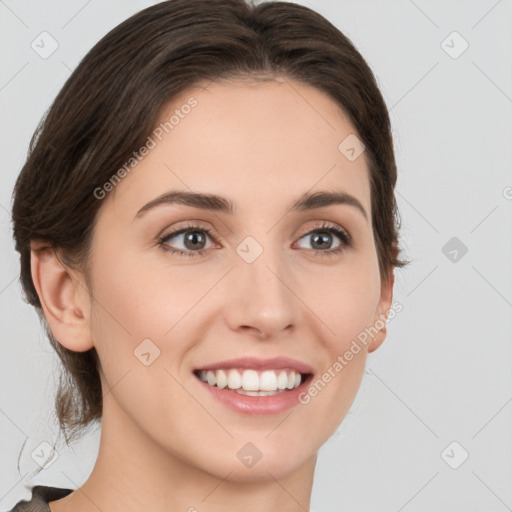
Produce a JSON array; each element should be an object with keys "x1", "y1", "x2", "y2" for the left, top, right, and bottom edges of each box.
[{"x1": 85, "y1": 78, "x2": 393, "y2": 481}]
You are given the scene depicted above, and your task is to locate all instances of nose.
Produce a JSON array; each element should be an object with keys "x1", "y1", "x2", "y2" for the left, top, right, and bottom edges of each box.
[{"x1": 223, "y1": 244, "x2": 299, "y2": 340}]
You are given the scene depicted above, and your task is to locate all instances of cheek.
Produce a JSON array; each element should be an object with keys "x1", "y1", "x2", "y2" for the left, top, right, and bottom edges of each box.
[
  {"x1": 86, "y1": 246, "x2": 194, "y2": 407},
  {"x1": 303, "y1": 256, "x2": 381, "y2": 347},
  {"x1": 293, "y1": 257, "x2": 379, "y2": 421},
  {"x1": 88, "y1": 255, "x2": 205, "y2": 449},
  {"x1": 90, "y1": 245, "x2": 205, "y2": 343}
]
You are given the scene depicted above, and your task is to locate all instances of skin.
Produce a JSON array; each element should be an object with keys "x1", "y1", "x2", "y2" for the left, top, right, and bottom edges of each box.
[{"x1": 31, "y1": 77, "x2": 394, "y2": 512}]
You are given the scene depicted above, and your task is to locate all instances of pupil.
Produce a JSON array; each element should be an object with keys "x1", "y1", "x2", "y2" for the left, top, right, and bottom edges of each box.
[{"x1": 312, "y1": 232, "x2": 331, "y2": 250}]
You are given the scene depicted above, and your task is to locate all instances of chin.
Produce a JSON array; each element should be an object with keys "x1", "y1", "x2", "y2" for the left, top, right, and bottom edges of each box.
[{"x1": 196, "y1": 439, "x2": 317, "y2": 483}]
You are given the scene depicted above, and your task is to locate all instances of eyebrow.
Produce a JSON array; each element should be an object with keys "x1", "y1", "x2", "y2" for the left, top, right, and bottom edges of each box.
[{"x1": 134, "y1": 189, "x2": 368, "y2": 221}]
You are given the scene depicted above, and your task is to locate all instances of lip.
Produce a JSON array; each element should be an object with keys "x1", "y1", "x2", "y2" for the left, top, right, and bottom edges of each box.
[
  {"x1": 195, "y1": 372, "x2": 314, "y2": 416},
  {"x1": 194, "y1": 356, "x2": 314, "y2": 374},
  {"x1": 193, "y1": 356, "x2": 314, "y2": 416}
]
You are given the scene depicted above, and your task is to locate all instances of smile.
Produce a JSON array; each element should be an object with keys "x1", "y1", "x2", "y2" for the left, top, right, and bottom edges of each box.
[
  {"x1": 193, "y1": 356, "x2": 314, "y2": 415},
  {"x1": 195, "y1": 368, "x2": 303, "y2": 396}
]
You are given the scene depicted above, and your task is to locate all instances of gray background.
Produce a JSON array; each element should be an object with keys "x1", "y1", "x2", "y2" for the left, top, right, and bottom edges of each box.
[{"x1": 1, "y1": 1, "x2": 511, "y2": 511}]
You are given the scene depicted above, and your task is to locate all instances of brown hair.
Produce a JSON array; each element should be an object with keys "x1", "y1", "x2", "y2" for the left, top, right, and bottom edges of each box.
[{"x1": 11, "y1": 0, "x2": 408, "y2": 469}]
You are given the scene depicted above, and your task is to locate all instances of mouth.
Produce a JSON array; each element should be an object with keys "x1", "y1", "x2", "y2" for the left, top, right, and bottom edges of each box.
[
  {"x1": 192, "y1": 357, "x2": 314, "y2": 415},
  {"x1": 193, "y1": 367, "x2": 313, "y2": 396}
]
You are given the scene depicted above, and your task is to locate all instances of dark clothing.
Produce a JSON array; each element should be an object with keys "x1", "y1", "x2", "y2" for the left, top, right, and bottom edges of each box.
[{"x1": 7, "y1": 485, "x2": 73, "y2": 512}]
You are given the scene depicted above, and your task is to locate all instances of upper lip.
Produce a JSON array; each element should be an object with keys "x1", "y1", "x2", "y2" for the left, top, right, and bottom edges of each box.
[{"x1": 195, "y1": 356, "x2": 314, "y2": 375}]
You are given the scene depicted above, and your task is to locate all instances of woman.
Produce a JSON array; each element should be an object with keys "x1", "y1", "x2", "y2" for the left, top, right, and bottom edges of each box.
[{"x1": 9, "y1": 0, "x2": 407, "y2": 510}]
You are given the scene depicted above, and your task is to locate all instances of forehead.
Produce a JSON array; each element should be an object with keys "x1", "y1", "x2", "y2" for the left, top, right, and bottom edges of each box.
[{"x1": 104, "y1": 78, "x2": 371, "y2": 220}]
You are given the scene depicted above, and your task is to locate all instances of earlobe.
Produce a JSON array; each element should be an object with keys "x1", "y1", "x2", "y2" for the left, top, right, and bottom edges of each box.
[
  {"x1": 30, "y1": 239, "x2": 94, "y2": 352},
  {"x1": 368, "y1": 270, "x2": 395, "y2": 354}
]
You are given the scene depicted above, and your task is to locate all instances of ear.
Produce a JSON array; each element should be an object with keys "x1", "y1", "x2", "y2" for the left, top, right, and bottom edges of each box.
[
  {"x1": 30, "y1": 239, "x2": 94, "y2": 352},
  {"x1": 367, "y1": 270, "x2": 395, "y2": 353}
]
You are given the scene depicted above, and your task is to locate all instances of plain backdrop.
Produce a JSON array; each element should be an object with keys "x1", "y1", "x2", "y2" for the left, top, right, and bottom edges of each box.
[{"x1": 1, "y1": 1, "x2": 511, "y2": 511}]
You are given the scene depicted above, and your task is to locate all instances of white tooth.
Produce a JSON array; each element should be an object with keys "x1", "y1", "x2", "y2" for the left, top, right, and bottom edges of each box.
[
  {"x1": 286, "y1": 371, "x2": 295, "y2": 389},
  {"x1": 216, "y1": 369, "x2": 227, "y2": 389},
  {"x1": 207, "y1": 370, "x2": 216, "y2": 386},
  {"x1": 235, "y1": 389, "x2": 259, "y2": 396},
  {"x1": 202, "y1": 368, "x2": 304, "y2": 392},
  {"x1": 241, "y1": 369, "x2": 260, "y2": 391},
  {"x1": 236, "y1": 389, "x2": 284, "y2": 396},
  {"x1": 277, "y1": 370, "x2": 288, "y2": 390},
  {"x1": 227, "y1": 369, "x2": 242, "y2": 389},
  {"x1": 260, "y1": 370, "x2": 278, "y2": 391}
]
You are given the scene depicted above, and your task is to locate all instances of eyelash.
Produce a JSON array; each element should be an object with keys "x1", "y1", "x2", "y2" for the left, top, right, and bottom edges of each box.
[{"x1": 157, "y1": 221, "x2": 352, "y2": 258}]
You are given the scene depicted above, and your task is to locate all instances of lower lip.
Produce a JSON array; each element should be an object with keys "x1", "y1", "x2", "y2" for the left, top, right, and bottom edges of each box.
[{"x1": 195, "y1": 374, "x2": 313, "y2": 415}]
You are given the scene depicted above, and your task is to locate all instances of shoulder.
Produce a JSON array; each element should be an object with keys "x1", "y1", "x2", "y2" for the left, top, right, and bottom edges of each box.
[{"x1": 6, "y1": 485, "x2": 73, "y2": 512}]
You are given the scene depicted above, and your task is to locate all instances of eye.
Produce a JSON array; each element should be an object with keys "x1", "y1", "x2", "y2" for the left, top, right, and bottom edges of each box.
[
  {"x1": 158, "y1": 223, "x2": 214, "y2": 257},
  {"x1": 295, "y1": 222, "x2": 352, "y2": 256},
  {"x1": 158, "y1": 221, "x2": 352, "y2": 258}
]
